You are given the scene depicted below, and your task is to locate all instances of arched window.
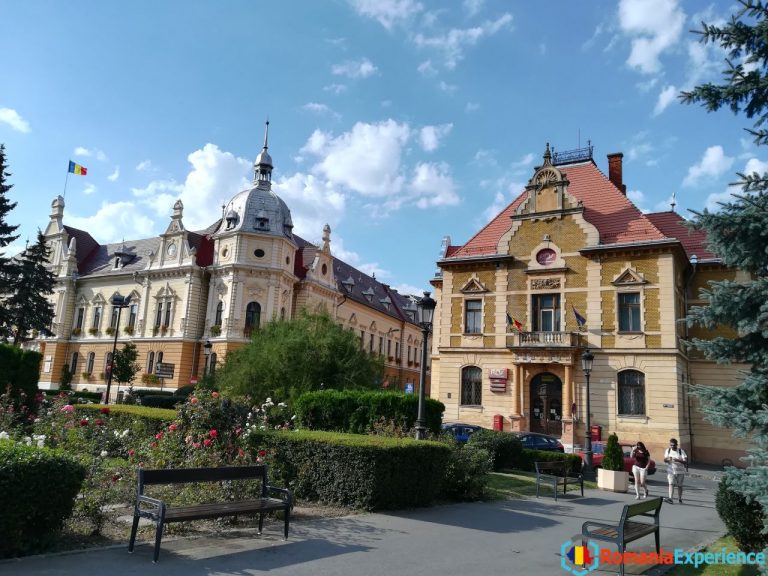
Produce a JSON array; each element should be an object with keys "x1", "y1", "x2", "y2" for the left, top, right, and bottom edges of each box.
[
  {"x1": 280, "y1": 307, "x2": 286, "y2": 320},
  {"x1": 461, "y1": 366, "x2": 482, "y2": 406},
  {"x1": 105, "y1": 352, "x2": 113, "y2": 373},
  {"x1": 209, "y1": 352, "x2": 217, "y2": 376},
  {"x1": 214, "y1": 301, "x2": 224, "y2": 326},
  {"x1": 86, "y1": 352, "x2": 95, "y2": 374},
  {"x1": 156, "y1": 352, "x2": 164, "y2": 366},
  {"x1": 245, "y1": 302, "x2": 261, "y2": 329},
  {"x1": 147, "y1": 351, "x2": 155, "y2": 374},
  {"x1": 618, "y1": 370, "x2": 645, "y2": 416},
  {"x1": 70, "y1": 352, "x2": 78, "y2": 374}
]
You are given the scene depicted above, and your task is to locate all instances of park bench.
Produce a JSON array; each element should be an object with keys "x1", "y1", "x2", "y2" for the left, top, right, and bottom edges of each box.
[
  {"x1": 128, "y1": 464, "x2": 292, "y2": 563},
  {"x1": 581, "y1": 497, "x2": 663, "y2": 576},
  {"x1": 534, "y1": 460, "x2": 584, "y2": 500}
]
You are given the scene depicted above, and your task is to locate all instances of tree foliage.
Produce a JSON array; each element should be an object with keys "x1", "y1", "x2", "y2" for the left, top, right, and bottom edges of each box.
[
  {"x1": 216, "y1": 311, "x2": 384, "y2": 402},
  {"x1": 0, "y1": 145, "x2": 20, "y2": 338},
  {"x1": 6, "y1": 230, "x2": 55, "y2": 344},
  {"x1": 112, "y1": 342, "x2": 140, "y2": 388},
  {"x1": 681, "y1": 0, "x2": 768, "y2": 545}
]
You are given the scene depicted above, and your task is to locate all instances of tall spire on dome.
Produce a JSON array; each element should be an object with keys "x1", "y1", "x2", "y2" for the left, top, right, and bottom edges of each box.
[{"x1": 254, "y1": 119, "x2": 273, "y2": 185}]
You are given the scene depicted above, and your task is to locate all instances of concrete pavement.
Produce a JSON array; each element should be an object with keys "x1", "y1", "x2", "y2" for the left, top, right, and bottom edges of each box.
[{"x1": 1, "y1": 472, "x2": 725, "y2": 576}]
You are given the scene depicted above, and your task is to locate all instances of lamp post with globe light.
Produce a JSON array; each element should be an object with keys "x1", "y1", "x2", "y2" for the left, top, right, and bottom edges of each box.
[{"x1": 414, "y1": 291, "x2": 436, "y2": 440}]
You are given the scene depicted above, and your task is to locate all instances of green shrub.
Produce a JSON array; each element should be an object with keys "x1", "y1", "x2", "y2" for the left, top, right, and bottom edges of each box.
[
  {"x1": 44, "y1": 390, "x2": 102, "y2": 403},
  {"x1": 602, "y1": 433, "x2": 623, "y2": 472},
  {"x1": 440, "y1": 444, "x2": 492, "y2": 501},
  {"x1": 174, "y1": 384, "x2": 196, "y2": 397},
  {"x1": 75, "y1": 403, "x2": 175, "y2": 438},
  {"x1": 466, "y1": 430, "x2": 523, "y2": 471},
  {"x1": 0, "y1": 344, "x2": 41, "y2": 411},
  {"x1": 0, "y1": 441, "x2": 86, "y2": 557},
  {"x1": 293, "y1": 390, "x2": 444, "y2": 435},
  {"x1": 715, "y1": 478, "x2": 768, "y2": 553},
  {"x1": 517, "y1": 449, "x2": 583, "y2": 476},
  {"x1": 244, "y1": 430, "x2": 450, "y2": 510},
  {"x1": 140, "y1": 395, "x2": 181, "y2": 409}
]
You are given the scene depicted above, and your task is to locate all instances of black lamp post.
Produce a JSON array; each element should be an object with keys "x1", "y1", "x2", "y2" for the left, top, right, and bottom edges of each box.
[
  {"x1": 581, "y1": 349, "x2": 595, "y2": 480},
  {"x1": 104, "y1": 293, "x2": 131, "y2": 405},
  {"x1": 203, "y1": 340, "x2": 212, "y2": 375},
  {"x1": 414, "y1": 291, "x2": 436, "y2": 440}
]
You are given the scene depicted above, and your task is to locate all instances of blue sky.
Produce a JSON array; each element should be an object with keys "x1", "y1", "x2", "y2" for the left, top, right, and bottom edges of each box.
[{"x1": 0, "y1": 0, "x2": 760, "y2": 295}]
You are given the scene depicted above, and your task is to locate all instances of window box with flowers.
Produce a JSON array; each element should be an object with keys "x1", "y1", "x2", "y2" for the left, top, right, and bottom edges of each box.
[
  {"x1": 152, "y1": 326, "x2": 159, "y2": 336},
  {"x1": 124, "y1": 326, "x2": 134, "y2": 335},
  {"x1": 160, "y1": 325, "x2": 168, "y2": 335},
  {"x1": 141, "y1": 373, "x2": 161, "y2": 385},
  {"x1": 88, "y1": 327, "x2": 99, "y2": 336},
  {"x1": 105, "y1": 327, "x2": 115, "y2": 336},
  {"x1": 81, "y1": 372, "x2": 93, "y2": 381},
  {"x1": 210, "y1": 325, "x2": 221, "y2": 337},
  {"x1": 71, "y1": 327, "x2": 82, "y2": 337}
]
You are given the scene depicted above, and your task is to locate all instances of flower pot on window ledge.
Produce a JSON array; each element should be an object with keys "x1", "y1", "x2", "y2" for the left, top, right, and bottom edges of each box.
[
  {"x1": 88, "y1": 328, "x2": 98, "y2": 336},
  {"x1": 210, "y1": 325, "x2": 221, "y2": 337},
  {"x1": 105, "y1": 327, "x2": 115, "y2": 336},
  {"x1": 123, "y1": 326, "x2": 134, "y2": 335},
  {"x1": 160, "y1": 325, "x2": 168, "y2": 335},
  {"x1": 71, "y1": 328, "x2": 82, "y2": 337},
  {"x1": 81, "y1": 372, "x2": 92, "y2": 381}
]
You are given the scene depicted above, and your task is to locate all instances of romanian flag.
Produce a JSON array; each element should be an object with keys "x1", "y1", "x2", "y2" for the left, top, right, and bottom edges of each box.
[
  {"x1": 506, "y1": 312, "x2": 523, "y2": 332},
  {"x1": 68, "y1": 161, "x2": 87, "y2": 175},
  {"x1": 567, "y1": 544, "x2": 594, "y2": 566}
]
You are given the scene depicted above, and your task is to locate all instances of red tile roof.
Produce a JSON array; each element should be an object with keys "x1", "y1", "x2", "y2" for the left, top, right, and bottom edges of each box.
[
  {"x1": 450, "y1": 161, "x2": 667, "y2": 258},
  {"x1": 645, "y1": 211, "x2": 717, "y2": 260}
]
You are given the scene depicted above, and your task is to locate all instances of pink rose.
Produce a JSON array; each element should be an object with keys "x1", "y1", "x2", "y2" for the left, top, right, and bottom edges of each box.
[
  {"x1": 185, "y1": 435, "x2": 193, "y2": 444},
  {"x1": 95, "y1": 419, "x2": 105, "y2": 426},
  {"x1": 150, "y1": 442, "x2": 158, "y2": 449},
  {"x1": 203, "y1": 439, "x2": 212, "y2": 447},
  {"x1": 127, "y1": 449, "x2": 135, "y2": 457},
  {"x1": 238, "y1": 448, "x2": 245, "y2": 458},
  {"x1": 79, "y1": 419, "x2": 89, "y2": 427},
  {"x1": 193, "y1": 442, "x2": 201, "y2": 449},
  {"x1": 100, "y1": 407, "x2": 110, "y2": 414},
  {"x1": 211, "y1": 391, "x2": 220, "y2": 398},
  {"x1": 169, "y1": 424, "x2": 178, "y2": 432},
  {"x1": 258, "y1": 450, "x2": 267, "y2": 458},
  {"x1": 208, "y1": 429, "x2": 218, "y2": 438},
  {"x1": 190, "y1": 397, "x2": 199, "y2": 405},
  {"x1": 61, "y1": 405, "x2": 75, "y2": 413},
  {"x1": 155, "y1": 432, "x2": 164, "y2": 440}
]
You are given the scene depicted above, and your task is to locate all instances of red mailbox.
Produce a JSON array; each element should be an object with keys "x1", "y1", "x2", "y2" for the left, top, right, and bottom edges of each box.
[
  {"x1": 493, "y1": 414, "x2": 504, "y2": 431},
  {"x1": 590, "y1": 424, "x2": 602, "y2": 442}
]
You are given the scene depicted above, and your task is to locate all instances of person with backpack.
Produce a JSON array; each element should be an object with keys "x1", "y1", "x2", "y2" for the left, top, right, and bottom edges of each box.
[
  {"x1": 664, "y1": 438, "x2": 688, "y2": 504},
  {"x1": 631, "y1": 441, "x2": 651, "y2": 499}
]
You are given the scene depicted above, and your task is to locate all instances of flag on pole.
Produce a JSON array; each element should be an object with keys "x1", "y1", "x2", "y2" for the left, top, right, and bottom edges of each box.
[
  {"x1": 506, "y1": 312, "x2": 523, "y2": 332},
  {"x1": 572, "y1": 306, "x2": 587, "y2": 330},
  {"x1": 68, "y1": 161, "x2": 87, "y2": 175}
]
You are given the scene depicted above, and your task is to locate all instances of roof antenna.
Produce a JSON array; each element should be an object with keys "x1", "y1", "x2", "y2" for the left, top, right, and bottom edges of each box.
[{"x1": 670, "y1": 191, "x2": 677, "y2": 211}]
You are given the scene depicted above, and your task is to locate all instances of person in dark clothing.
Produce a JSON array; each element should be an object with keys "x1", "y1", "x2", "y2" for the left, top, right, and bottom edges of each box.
[{"x1": 631, "y1": 441, "x2": 651, "y2": 499}]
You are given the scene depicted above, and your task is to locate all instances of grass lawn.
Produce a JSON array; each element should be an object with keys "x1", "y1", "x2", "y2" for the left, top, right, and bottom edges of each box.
[
  {"x1": 486, "y1": 470, "x2": 597, "y2": 499},
  {"x1": 666, "y1": 536, "x2": 760, "y2": 576}
]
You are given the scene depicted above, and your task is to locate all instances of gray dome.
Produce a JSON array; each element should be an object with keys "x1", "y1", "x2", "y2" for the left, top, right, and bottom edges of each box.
[
  {"x1": 255, "y1": 148, "x2": 273, "y2": 168},
  {"x1": 219, "y1": 183, "x2": 294, "y2": 239}
]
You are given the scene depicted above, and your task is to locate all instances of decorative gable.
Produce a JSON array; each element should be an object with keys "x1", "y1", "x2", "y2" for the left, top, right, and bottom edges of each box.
[
  {"x1": 459, "y1": 276, "x2": 489, "y2": 294},
  {"x1": 613, "y1": 267, "x2": 647, "y2": 286}
]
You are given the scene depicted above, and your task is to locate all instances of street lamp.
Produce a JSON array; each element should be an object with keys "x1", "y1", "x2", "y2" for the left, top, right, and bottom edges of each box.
[
  {"x1": 581, "y1": 349, "x2": 595, "y2": 480},
  {"x1": 414, "y1": 291, "x2": 436, "y2": 440},
  {"x1": 104, "y1": 293, "x2": 131, "y2": 405},
  {"x1": 203, "y1": 340, "x2": 212, "y2": 375}
]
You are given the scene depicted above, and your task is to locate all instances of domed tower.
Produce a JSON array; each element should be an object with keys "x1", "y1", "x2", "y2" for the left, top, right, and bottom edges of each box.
[{"x1": 209, "y1": 121, "x2": 298, "y2": 344}]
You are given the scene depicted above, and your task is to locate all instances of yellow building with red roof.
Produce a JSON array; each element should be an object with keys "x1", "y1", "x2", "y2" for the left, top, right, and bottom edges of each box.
[{"x1": 431, "y1": 144, "x2": 746, "y2": 465}]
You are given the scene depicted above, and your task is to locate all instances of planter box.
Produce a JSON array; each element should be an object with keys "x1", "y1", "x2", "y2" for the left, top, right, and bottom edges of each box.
[{"x1": 597, "y1": 468, "x2": 628, "y2": 493}]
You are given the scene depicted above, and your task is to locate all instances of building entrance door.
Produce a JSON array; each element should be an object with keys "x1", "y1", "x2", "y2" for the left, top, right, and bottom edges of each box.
[{"x1": 530, "y1": 372, "x2": 563, "y2": 437}]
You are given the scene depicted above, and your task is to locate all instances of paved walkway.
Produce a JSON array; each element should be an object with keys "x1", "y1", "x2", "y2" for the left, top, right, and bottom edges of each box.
[{"x1": 1, "y1": 472, "x2": 724, "y2": 576}]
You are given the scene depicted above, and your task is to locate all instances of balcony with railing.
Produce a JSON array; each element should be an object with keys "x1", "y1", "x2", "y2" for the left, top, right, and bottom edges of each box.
[{"x1": 506, "y1": 331, "x2": 580, "y2": 348}]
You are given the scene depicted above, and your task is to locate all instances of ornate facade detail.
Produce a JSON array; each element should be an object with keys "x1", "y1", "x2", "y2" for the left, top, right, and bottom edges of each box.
[{"x1": 531, "y1": 277, "x2": 561, "y2": 290}]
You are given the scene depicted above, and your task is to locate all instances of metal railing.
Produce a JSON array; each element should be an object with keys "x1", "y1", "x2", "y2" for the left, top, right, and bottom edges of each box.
[{"x1": 507, "y1": 331, "x2": 579, "y2": 347}]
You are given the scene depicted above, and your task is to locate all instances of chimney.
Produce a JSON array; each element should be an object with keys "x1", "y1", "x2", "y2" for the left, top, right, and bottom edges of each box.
[{"x1": 607, "y1": 153, "x2": 626, "y2": 195}]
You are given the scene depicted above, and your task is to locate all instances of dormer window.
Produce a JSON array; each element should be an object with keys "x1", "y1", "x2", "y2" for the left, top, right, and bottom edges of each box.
[
  {"x1": 225, "y1": 210, "x2": 239, "y2": 230},
  {"x1": 114, "y1": 257, "x2": 121, "y2": 269},
  {"x1": 255, "y1": 209, "x2": 269, "y2": 230},
  {"x1": 379, "y1": 296, "x2": 392, "y2": 311},
  {"x1": 362, "y1": 288, "x2": 374, "y2": 303},
  {"x1": 342, "y1": 276, "x2": 355, "y2": 292}
]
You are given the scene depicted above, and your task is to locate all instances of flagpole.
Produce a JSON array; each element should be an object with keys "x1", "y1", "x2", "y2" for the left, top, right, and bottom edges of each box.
[{"x1": 63, "y1": 163, "x2": 70, "y2": 200}]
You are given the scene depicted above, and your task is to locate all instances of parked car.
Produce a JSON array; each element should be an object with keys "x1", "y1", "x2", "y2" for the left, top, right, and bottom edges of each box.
[
  {"x1": 441, "y1": 423, "x2": 483, "y2": 443},
  {"x1": 513, "y1": 431, "x2": 565, "y2": 452},
  {"x1": 578, "y1": 441, "x2": 657, "y2": 478}
]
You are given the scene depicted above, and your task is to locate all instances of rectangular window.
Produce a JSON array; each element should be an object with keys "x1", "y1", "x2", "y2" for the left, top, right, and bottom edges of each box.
[
  {"x1": 532, "y1": 294, "x2": 560, "y2": 331},
  {"x1": 369, "y1": 333, "x2": 374, "y2": 352},
  {"x1": 464, "y1": 299, "x2": 482, "y2": 334},
  {"x1": 75, "y1": 307, "x2": 85, "y2": 330},
  {"x1": 155, "y1": 303, "x2": 163, "y2": 328},
  {"x1": 387, "y1": 339, "x2": 392, "y2": 357},
  {"x1": 395, "y1": 341, "x2": 400, "y2": 361},
  {"x1": 360, "y1": 330, "x2": 365, "y2": 349},
  {"x1": 379, "y1": 336, "x2": 383, "y2": 355},
  {"x1": 407, "y1": 345, "x2": 412, "y2": 362},
  {"x1": 164, "y1": 302, "x2": 171, "y2": 327},
  {"x1": 110, "y1": 307, "x2": 120, "y2": 329},
  {"x1": 92, "y1": 306, "x2": 102, "y2": 329},
  {"x1": 70, "y1": 352, "x2": 78, "y2": 374},
  {"x1": 618, "y1": 292, "x2": 641, "y2": 332},
  {"x1": 128, "y1": 304, "x2": 138, "y2": 329}
]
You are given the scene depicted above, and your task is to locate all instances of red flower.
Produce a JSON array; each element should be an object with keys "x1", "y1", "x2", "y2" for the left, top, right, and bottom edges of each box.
[
  {"x1": 95, "y1": 419, "x2": 105, "y2": 426},
  {"x1": 111, "y1": 474, "x2": 121, "y2": 482},
  {"x1": 128, "y1": 449, "x2": 135, "y2": 457},
  {"x1": 258, "y1": 450, "x2": 267, "y2": 458},
  {"x1": 193, "y1": 442, "x2": 201, "y2": 449},
  {"x1": 151, "y1": 442, "x2": 158, "y2": 449},
  {"x1": 238, "y1": 448, "x2": 245, "y2": 458},
  {"x1": 168, "y1": 424, "x2": 178, "y2": 432},
  {"x1": 211, "y1": 391, "x2": 220, "y2": 398},
  {"x1": 79, "y1": 419, "x2": 89, "y2": 427},
  {"x1": 203, "y1": 439, "x2": 212, "y2": 447},
  {"x1": 155, "y1": 432, "x2": 164, "y2": 440},
  {"x1": 190, "y1": 397, "x2": 199, "y2": 405},
  {"x1": 235, "y1": 427, "x2": 242, "y2": 436},
  {"x1": 208, "y1": 429, "x2": 218, "y2": 438},
  {"x1": 100, "y1": 407, "x2": 111, "y2": 414}
]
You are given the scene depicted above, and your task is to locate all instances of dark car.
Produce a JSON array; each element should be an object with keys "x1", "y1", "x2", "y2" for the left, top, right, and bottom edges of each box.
[
  {"x1": 578, "y1": 441, "x2": 657, "y2": 478},
  {"x1": 514, "y1": 432, "x2": 565, "y2": 452},
  {"x1": 441, "y1": 423, "x2": 483, "y2": 443}
]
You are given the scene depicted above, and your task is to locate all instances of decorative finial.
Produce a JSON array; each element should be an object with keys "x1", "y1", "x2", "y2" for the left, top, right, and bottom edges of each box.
[
  {"x1": 263, "y1": 119, "x2": 270, "y2": 151},
  {"x1": 670, "y1": 191, "x2": 677, "y2": 211},
  {"x1": 221, "y1": 203, "x2": 226, "y2": 218},
  {"x1": 543, "y1": 142, "x2": 552, "y2": 165}
]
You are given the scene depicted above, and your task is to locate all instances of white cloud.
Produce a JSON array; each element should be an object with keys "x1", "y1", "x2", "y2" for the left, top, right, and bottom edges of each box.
[
  {"x1": 438, "y1": 80, "x2": 457, "y2": 93},
  {"x1": 303, "y1": 102, "x2": 341, "y2": 119},
  {"x1": 391, "y1": 283, "x2": 426, "y2": 297},
  {"x1": 65, "y1": 201, "x2": 156, "y2": 244},
  {"x1": 136, "y1": 160, "x2": 153, "y2": 172},
  {"x1": 618, "y1": 0, "x2": 685, "y2": 75},
  {"x1": 74, "y1": 147, "x2": 107, "y2": 161},
  {"x1": 108, "y1": 167, "x2": 120, "y2": 182},
  {"x1": 482, "y1": 191, "x2": 507, "y2": 222},
  {"x1": 683, "y1": 145, "x2": 734, "y2": 187},
  {"x1": 410, "y1": 162, "x2": 459, "y2": 208},
  {"x1": 323, "y1": 83, "x2": 348, "y2": 94},
  {"x1": 414, "y1": 13, "x2": 513, "y2": 69},
  {"x1": 348, "y1": 0, "x2": 423, "y2": 29},
  {"x1": 627, "y1": 189, "x2": 646, "y2": 205},
  {"x1": 419, "y1": 123, "x2": 453, "y2": 152},
  {"x1": 704, "y1": 188, "x2": 736, "y2": 211},
  {"x1": 463, "y1": 0, "x2": 484, "y2": 17},
  {"x1": 302, "y1": 120, "x2": 410, "y2": 197},
  {"x1": 473, "y1": 149, "x2": 497, "y2": 167},
  {"x1": 511, "y1": 152, "x2": 535, "y2": 170},
  {"x1": 82, "y1": 184, "x2": 97, "y2": 196},
  {"x1": 743, "y1": 157, "x2": 768, "y2": 177},
  {"x1": 332, "y1": 58, "x2": 378, "y2": 78},
  {"x1": 653, "y1": 85, "x2": 677, "y2": 116},
  {"x1": 2, "y1": 241, "x2": 25, "y2": 258},
  {"x1": 274, "y1": 172, "x2": 346, "y2": 239},
  {"x1": 465, "y1": 101, "x2": 480, "y2": 113},
  {"x1": 417, "y1": 60, "x2": 438, "y2": 76},
  {"x1": 627, "y1": 140, "x2": 654, "y2": 162},
  {"x1": 0, "y1": 107, "x2": 30, "y2": 133}
]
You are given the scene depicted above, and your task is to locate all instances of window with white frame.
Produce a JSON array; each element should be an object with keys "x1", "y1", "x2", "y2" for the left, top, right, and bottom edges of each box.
[
  {"x1": 464, "y1": 299, "x2": 482, "y2": 334},
  {"x1": 618, "y1": 292, "x2": 641, "y2": 332}
]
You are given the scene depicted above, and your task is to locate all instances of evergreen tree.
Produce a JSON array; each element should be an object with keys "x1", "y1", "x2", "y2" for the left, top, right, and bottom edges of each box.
[
  {"x1": 681, "y1": 0, "x2": 768, "y2": 533},
  {"x1": 112, "y1": 342, "x2": 140, "y2": 391},
  {"x1": 7, "y1": 230, "x2": 55, "y2": 345},
  {"x1": 0, "y1": 145, "x2": 20, "y2": 338}
]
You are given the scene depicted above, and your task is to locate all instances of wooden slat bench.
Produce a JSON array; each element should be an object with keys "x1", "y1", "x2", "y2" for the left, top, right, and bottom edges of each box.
[
  {"x1": 581, "y1": 497, "x2": 663, "y2": 576},
  {"x1": 128, "y1": 465, "x2": 292, "y2": 563},
  {"x1": 534, "y1": 461, "x2": 584, "y2": 501}
]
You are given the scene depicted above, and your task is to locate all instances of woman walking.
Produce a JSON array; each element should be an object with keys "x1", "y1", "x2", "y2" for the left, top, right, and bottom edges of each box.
[{"x1": 631, "y1": 441, "x2": 651, "y2": 499}]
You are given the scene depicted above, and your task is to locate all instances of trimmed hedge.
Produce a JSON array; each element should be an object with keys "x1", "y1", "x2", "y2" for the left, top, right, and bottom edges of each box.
[
  {"x1": 466, "y1": 430, "x2": 523, "y2": 471},
  {"x1": 140, "y1": 395, "x2": 182, "y2": 409},
  {"x1": 293, "y1": 390, "x2": 445, "y2": 435},
  {"x1": 715, "y1": 478, "x2": 768, "y2": 553},
  {"x1": 76, "y1": 404, "x2": 175, "y2": 437},
  {"x1": 245, "y1": 430, "x2": 450, "y2": 510},
  {"x1": 0, "y1": 441, "x2": 86, "y2": 558},
  {"x1": 0, "y1": 344, "x2": 41, "y2": 405},
  {"x1": 518, "y1": 449, "x2": 583, "y2": 476},
  {"x1": 440, "y1": 444, "x2": 492, "y2": 500},
  {"x1": 44, "y1": 390, "x2": 102, "y2": 403}
]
